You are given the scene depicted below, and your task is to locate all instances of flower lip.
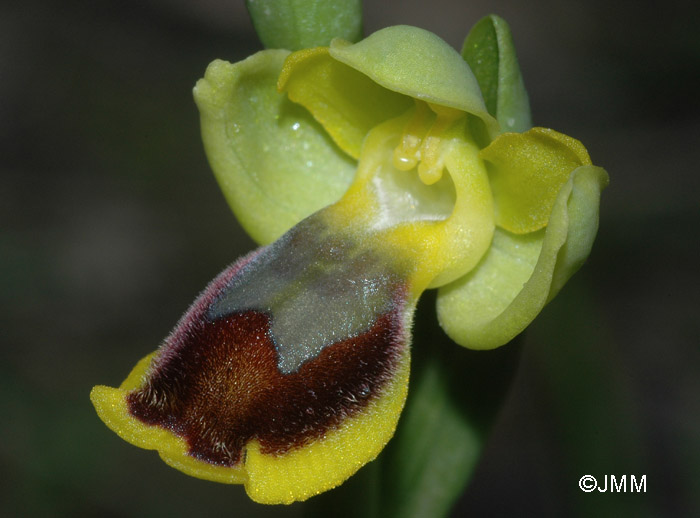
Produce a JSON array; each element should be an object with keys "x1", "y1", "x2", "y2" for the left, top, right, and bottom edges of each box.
[{"x1": 91, "y1": 213, "x2": 415, "y2": 502}]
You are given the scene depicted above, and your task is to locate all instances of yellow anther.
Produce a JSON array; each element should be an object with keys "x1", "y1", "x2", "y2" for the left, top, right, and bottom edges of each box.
[
  {"x1": 392, "y1": 101, "x2": 431, "y2": 171},
  {"x1": 417, "y1": 135, "x2": 443, "y2": 184},
  {"x1": 392, "y1": 137, "x2": 420, "y2": 171},
  {"x1": 415, "y1": 104, "x2": 464, "y2": 185},
  {"x1": 392, "y1": 102, "x2": 464, "y2": 185}
]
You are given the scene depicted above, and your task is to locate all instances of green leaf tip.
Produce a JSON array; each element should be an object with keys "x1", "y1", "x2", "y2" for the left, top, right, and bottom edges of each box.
[
  {"x1": 462, "y1": 15, "x2": 532, "y2": 132},
  {"x1": 246, "y1": 0, "x2": 363, "y2": 50}
]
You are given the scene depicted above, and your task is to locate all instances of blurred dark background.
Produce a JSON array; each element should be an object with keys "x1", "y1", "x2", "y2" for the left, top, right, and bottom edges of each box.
[{"x1": 2, "y1": 0, "x2": 698, "y2": 516}]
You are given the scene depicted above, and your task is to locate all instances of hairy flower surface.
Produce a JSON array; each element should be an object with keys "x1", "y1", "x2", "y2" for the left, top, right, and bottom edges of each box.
[{"x1": 91, "y1": 20, "x2": 608, "y2": 505}]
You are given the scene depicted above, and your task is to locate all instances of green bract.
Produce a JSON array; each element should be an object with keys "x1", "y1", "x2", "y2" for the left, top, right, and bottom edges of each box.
[
  {"x1": 462, "y1": 14, "x2": 531, "y2": 132},
  {"x1": 193, "y1": 19, "x2": 608, "y2": 350},
  {"x1": 245, "y1": 0, "x2": 363, "y2": 51}
]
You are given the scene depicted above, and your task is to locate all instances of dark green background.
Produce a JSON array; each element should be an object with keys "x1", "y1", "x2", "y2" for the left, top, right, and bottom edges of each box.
[{"x1": 2, "y1": 0, "x2": 698, "y2": 516}]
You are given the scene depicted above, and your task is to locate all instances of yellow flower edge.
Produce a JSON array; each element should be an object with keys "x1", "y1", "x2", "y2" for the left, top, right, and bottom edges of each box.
[
  {"x1": 91, "y1": 344, "x2": 410, "y2": 504},
  {"x1": 246, "y1": 346, "x2": 409, "y2": 504},
  {"x1": 90, "y1": 353, "x2": 247, "y2": 484}
]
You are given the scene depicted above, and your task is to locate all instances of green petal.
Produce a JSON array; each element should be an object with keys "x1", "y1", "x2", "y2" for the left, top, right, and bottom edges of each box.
[
  {"x1": 278, "y1": 47, "x2": 412, "y2": 159},
  {"x1": 436, "y1": 164, "x2": 609, "y2": 350},
  {"x1": 481, "y1": 127, "x2": 592, "y2": 234},
  {"x1": 245, "y1": 0, "x2": 363, "y2": 51},
  {"x1": 329, "y1": 26, "x2": 500, "y2": 140},
  {"x1": 461, "y1": 15, "x2": 532, "y2": 132},
  {"x1": 194, "y1": 50, "x2": 355, "y2": 245}
]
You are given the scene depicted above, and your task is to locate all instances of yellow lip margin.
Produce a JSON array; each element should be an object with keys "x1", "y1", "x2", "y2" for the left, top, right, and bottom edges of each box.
[
  {"x1": 91, "y1": 335, "x2": 410, "y2": 504},
  {"x1": 90, "y1": 353, "x2": 248, "y2": 484}
]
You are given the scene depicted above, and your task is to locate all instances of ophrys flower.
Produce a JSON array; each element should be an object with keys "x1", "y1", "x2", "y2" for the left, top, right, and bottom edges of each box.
[{"x1": 91, "y1": 19, "x2": 608, "y2": 504}]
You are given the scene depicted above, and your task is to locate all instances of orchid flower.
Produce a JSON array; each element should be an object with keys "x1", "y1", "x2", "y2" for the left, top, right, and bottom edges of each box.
[{"x1": 91, "y1": 16, "x2": 608, "y2": 505}]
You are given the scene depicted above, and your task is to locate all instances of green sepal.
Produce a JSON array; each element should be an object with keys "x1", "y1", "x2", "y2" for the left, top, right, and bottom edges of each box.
[
  {"x1": 194, "y1": 51, "x2": 355, "y2": 245},
  {"x1": 436, "y1": 164, "x2": 609, "y2": 350},
  {"x1": 330, "y1": 26, "x2": 500, "y2": 140},
  {"x1": 245, "y1": 0, "x2": 363, "y2": 51},
  {"x1": 461, "y1": 15, "x2": 532, "y2": 133}
]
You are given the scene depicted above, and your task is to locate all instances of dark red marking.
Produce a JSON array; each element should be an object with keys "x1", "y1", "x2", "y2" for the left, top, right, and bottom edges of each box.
[{"x1": 127, "y1": 308, "x2": 405, "y2": 467}]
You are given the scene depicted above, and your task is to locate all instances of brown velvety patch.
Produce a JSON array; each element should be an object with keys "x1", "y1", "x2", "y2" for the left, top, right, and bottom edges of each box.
[{"x1": 127, "y1": 308, "x2": 405, "y2": 467}]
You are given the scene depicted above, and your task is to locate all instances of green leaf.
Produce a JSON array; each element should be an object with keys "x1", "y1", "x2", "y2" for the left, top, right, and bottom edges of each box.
[
  {"x1": 245, "y1": 0, "x2": 363, "y2": 51},
  {"x1": 461, "y1": 15, "x2": 532, "y2": 132},
  {"x1": 377, "y1": 321, "x2": 518, "y2": 516},
  {"x1": 437, "y1": 164, "x2": 609, "y2": 350},
  {"x1": 303, "y1": 293, "x2": 520, "y2": 518},
  {"x1": 194, "y1": 51, "x2": 355, "y2": 245},
  {"x1": 529, "y1": 282, "x2": 653, "y2": 518}
]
